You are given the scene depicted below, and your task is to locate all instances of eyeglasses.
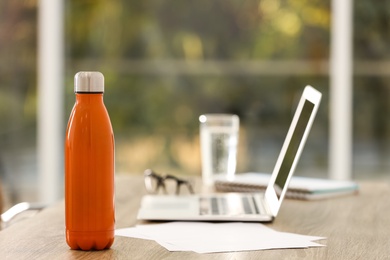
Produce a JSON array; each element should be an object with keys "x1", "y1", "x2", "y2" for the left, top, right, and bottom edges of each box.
[{"x1": 144, "y1": 169, "x2": 194, "y2": 195}]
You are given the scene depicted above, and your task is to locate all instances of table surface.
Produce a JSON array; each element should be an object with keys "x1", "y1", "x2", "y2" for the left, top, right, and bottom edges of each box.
[{"x1": 0, "y1": 174, "x2": 389, "y2": 260}]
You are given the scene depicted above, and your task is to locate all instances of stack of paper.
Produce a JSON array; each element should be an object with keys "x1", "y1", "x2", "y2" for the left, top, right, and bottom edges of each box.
[{"x1": 116, "y1": 222, "x2": 325, "y2": 253}]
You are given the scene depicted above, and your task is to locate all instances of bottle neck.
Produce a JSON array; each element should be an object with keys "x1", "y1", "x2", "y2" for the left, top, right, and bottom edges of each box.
[
  {"x1": 75, "y1": 91, "x2": 104, "y2": 94},
  {"x1": 75, "y1": 92, "x2": 104, "y2": 103}
]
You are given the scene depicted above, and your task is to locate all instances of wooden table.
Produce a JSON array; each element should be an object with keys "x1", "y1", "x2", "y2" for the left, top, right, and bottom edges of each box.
[{"x1": 0, "y1": 174, "x2": 389, "y2": 259}]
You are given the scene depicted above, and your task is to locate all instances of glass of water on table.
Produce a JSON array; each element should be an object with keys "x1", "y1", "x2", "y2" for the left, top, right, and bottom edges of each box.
[{"x1": 199, "y1": 114, "x2": 239, "y2": 186}]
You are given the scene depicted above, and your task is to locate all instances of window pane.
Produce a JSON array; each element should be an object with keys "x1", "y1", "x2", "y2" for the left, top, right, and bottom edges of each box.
[
  {"x1": 2, "y1": 0, "x2": 390, "y2": 209},
  {"x1": 0, "y1": 1, "x2": 38, "y2": 207},
  {"x1": 353, "y1": 2, "x2": 390, "y2": 178},
  {"x1": 64, "y1": 0, "x2": 330, "y2": 179}
]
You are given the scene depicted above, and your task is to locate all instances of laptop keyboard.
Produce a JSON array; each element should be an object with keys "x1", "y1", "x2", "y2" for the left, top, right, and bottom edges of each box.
[
  {"x1": 211, "y1": 197, "x2": 224, "y2": 215},
  {"x1": 200, "y1": 195, "x2": 263, "y2": 216}
]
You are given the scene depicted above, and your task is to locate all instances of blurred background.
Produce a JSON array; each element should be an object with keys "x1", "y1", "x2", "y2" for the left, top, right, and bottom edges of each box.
[{"x1": 0, "y1": 0, "x2": 389, "y2": 207}]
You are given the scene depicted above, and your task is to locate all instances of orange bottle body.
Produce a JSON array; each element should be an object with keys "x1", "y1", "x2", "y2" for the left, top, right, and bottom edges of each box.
[{"x1": 65, "y1": 93, "x2": 115, "y2": 250}]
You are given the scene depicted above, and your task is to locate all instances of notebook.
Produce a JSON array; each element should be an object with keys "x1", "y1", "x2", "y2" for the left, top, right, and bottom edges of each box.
[
  {"x1": 214, "y1": 173, "x2": 359, "y2": 200},
  {"x1": 137, "y1": 86, "x2": 322, "y2": 222}
]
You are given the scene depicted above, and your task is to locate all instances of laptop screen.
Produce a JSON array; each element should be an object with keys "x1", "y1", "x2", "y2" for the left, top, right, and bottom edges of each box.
[{"x1": 273, "y1": 99, "x2": 315, "y2": 199}]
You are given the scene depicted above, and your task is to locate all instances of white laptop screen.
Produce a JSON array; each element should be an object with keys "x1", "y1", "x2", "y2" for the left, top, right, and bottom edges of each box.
[
  {"x1": 265, "y1": 86, "x2": 321, "y2": 217},
  {"x1": 273, "y1": 99, "x2": 315, "y2": 199}
]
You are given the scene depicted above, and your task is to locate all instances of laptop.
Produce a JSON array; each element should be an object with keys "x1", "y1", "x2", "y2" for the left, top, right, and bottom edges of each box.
[{"x1": 137, "y1": 86, "x2": 322, "y2": 222}]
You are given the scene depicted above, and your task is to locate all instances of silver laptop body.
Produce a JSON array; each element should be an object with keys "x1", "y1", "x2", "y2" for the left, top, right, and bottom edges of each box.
[{"x1": 137, "y1": 86, "x2": 322, "y2": 222}]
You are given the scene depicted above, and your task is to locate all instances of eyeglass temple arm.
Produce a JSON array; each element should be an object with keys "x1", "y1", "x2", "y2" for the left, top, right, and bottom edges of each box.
[
  {"x1": 173, "y1": 179, "x2": 194, "y2": 194},
  {"x1": 186, "y1": 183, "x2": 195, "y2": 194}
]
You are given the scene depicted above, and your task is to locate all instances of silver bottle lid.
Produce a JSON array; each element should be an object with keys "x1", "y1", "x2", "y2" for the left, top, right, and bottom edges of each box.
[{"x1": 74, "y1": 71, "x2": 104, "y2": 92}]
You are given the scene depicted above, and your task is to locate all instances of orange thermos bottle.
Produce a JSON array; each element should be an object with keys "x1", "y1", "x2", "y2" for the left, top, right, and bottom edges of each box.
[{"x1": 65, "y1": 71, "x2": 115, "y2": 250}]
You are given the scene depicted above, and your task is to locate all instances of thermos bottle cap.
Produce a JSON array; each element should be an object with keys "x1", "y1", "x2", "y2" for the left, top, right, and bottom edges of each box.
[{"x1": 74, "y1": 71, "x2": 104, "y2": 92}]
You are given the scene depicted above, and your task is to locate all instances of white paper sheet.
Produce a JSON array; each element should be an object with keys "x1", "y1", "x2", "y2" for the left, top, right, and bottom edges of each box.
[{"x1": 115, "y1": 222, "x2": 326, "y2": 253}]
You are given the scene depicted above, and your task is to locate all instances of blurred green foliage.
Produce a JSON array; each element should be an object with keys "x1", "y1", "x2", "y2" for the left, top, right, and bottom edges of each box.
[{"x1": 64, "y1": 0, "x2": 330, "y2": 136}]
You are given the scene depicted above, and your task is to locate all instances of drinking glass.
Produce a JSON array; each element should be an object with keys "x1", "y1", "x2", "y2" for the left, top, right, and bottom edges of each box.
[{"x1": 199, "y1": 114, "x2": 239, "y2": 186}]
